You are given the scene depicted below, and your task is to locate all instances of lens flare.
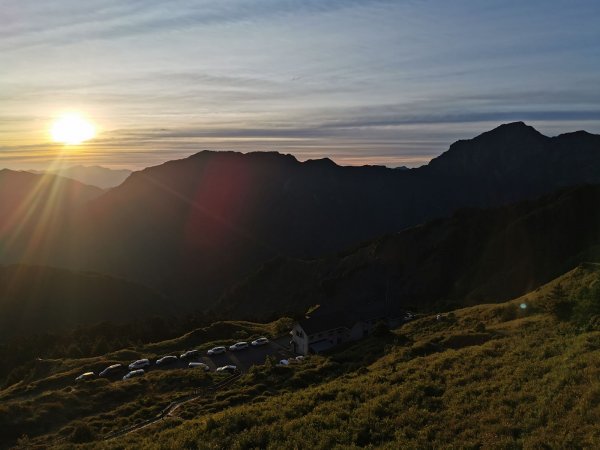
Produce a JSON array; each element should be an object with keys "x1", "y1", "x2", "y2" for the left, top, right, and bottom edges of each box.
[{"x1": 51, "y1": 113, "x2": 96, "y2": 145}]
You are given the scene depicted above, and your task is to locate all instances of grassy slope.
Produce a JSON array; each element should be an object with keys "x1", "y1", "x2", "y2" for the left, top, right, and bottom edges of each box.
[
  {"x1": 0, "y1": 319, "x2": 291, "y2": 448},
  {"x1": 4, "y1": 266, "x2": 600, "y2": 449},
  {"x1": 95, "y1": 265, "x2": 597, "y2": 449}
]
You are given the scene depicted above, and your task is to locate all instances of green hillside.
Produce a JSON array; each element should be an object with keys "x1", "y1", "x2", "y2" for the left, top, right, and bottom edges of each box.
[
  {"x1": 0, "y1": 318, "x2": 292, "y2": 448},
  {"x1": 2, "y1": 265, "x2": 598, "y2": 448},
  {"x1": 96, "y1": 265, "x2": 599, "y2": 450}
]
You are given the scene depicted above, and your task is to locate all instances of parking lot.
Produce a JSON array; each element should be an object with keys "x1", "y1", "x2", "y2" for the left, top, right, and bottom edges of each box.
[
  {"x1": 197, "y1": 337, "x2": 291, "y2": 371},
  {"x1": 95, "y1": 336, "x2": 293, "y2": 381}
]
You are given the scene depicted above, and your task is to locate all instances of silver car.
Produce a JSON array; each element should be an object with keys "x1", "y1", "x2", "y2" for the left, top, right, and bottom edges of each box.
[
  {"x1": 156, "y1": 355, "x2": 178, "y2": 365},
  {"x1": 180, "y1": 349, "x2": 199, "y2": 359},
  {"x1": 189, "y1": 362, "x2": 210, "y2": 371},
  {"x1": 207, "y1": 346, "x2": 226, "y2": 356},
  {"x1": 251, "y1": 337, "x2": 269, "y2": 346},
  {"x1": 123, "y1": 369, "x2": 145, "y2": 380},
  {"x1": 99, "y1": 364, "x2": 123, "y2": 377},
  {"x1": 75, "y1": 372, "x2": 95, "y2": 382},
  {"x1": 228, "y1": 342, "x2": 249, "y2": 351},
  {"x1": 128, "y1": 359, "x2": 150, "y2": 370}
]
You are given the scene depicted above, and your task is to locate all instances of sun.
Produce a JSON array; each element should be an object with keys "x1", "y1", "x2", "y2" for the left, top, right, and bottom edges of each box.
[{"x1": 51, "y1": 113, "x2": 96, "y2": 145}]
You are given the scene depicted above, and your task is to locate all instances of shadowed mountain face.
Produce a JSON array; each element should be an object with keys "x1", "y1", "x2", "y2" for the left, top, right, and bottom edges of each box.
[
  {"x1": 410, "y1": 123, "x2": 600, "y2": 220},
  {"x1": 0, "y1": 170, "x2": 103, "y2": 264},
  {"x1": 0, "y1": 264, "x2": 169, "y2": 339},
  {"x1": 3, "y1": 122, "x2": 600, "y2": 310},
  {"x1": 0, "y1": 170, "x2": 102, "y2": 214},
  {"x1": 217, "y1": 184, "x2": 600, "y2": 320}
]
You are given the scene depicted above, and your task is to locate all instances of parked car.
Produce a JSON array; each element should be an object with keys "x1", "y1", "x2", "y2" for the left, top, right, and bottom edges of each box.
[
  {"x1": 216, "y1": 365, "x2": 237, "y2": 373},
  {"x1": 228, "y1": 342, "x2": 249, "y2": 351},
  {"x1": 207, "y1": 346, "x2": 226, "y2": 356},
  {"x1": 156, "y1": 355, "x2": 178, "y2": 365},
  {"x1": 277, "y1": 359, "x2": 290, "y2": 366},
  {"x1": 128, "y1": 359, "x2": 150, "y2": 370},
  {"x1": 180, "y1": 349, "x2": 199, "y2": 359},
  {"x1": 123, "y1": 369, "x2": 145, "y2": 380},
  {"x1": 251, "y1": 337, "x2": 269, "y2": 346},
  {"x1": 188, "y1": 362, "x2": 210, "y2": 371},
  {"x1": 75, "y1": 371, "x2": 95, "y2": 381},
  {"x1": 99, "y1": 363, "x2": 123, "y2": 377}
]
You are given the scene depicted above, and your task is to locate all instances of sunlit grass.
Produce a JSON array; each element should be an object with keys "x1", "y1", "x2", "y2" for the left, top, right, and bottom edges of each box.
[{"x1": 3, "y1": 267, "x2": 599, "y2": 448}]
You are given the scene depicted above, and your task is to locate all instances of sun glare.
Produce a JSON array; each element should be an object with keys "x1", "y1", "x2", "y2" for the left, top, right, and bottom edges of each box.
[{"x1": 51, "y1": 113, "x2": 96, "y2": 145}]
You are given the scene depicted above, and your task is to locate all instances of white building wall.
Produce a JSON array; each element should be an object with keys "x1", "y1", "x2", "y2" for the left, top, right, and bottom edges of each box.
[
  {"x1": 291, "y1": 323, "x2": 309, "y2": 355},
  {"x1": 291, "y1": 315, "x2": 404, "y2": 355}
]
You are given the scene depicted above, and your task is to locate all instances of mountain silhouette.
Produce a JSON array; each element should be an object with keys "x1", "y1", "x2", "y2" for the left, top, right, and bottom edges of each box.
[
  {"x1": 30, "y1": 165, "x2": 133, "y2": 189},
  {"x1": 3, "y1": 122, "x2": 599, "y2": 310}
]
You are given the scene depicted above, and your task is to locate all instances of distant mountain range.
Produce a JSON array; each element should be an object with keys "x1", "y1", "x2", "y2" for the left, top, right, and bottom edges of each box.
[
  {"x1": 29, "y1": 165, "x2": 132, "y2": 189},
  {"x1": 1, "y1": 122, "x2": 599, "y2": 316}
]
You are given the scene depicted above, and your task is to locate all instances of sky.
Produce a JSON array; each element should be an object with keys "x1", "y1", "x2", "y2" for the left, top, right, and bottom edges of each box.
[{"x1": 1, "y1": 0, "x2": 600, "y2": 170}]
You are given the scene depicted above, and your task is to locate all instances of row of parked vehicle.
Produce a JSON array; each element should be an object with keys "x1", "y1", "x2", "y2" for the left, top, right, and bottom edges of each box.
[
  {"x1": 75, "y1": 337, "x2": 270, "y2": 382},
  {"x1": 76, "y1": 360, "x2": 237, "y2": 382}
]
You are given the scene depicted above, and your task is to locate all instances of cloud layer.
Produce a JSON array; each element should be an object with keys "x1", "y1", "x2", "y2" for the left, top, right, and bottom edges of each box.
[{"x1": 1, "y1": 0, "x2": 600, "y2": 169}]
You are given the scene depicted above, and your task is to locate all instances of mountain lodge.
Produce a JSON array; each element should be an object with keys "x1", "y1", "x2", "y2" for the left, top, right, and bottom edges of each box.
[{"x1": 290, "y1": 304, "x2": 411, "y2": 355}]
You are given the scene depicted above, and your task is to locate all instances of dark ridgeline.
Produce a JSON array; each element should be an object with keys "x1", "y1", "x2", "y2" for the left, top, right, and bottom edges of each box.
[
  {"x1": 218, "y1": 183, "x2": 600, "y2": 320},
  {"x1": 43, "y1": 165, "x2": 133, "y2": 189},
  {"x1": 1, "y1": 122, "x2": 599, "y2": 314}
]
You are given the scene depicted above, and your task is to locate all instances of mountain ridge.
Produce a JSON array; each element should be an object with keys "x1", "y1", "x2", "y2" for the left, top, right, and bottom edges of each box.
[
  {"x1": 3, "y1": 122, "x2": 599, "y2": 313},
  {"x1": 28, "y1": 165, "x2": 132, "y2": 189},
  {"x1": 215, "y1": 183, "x2": 600, "y2": 320}
]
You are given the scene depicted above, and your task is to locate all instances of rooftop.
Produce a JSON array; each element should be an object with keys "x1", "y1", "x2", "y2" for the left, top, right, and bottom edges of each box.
[{"x1": 298, "y1": 302, "x2": 406, "y2": 336}]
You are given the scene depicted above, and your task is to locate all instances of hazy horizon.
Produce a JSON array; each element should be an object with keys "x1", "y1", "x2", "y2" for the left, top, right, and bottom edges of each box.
[
  {"x1": 2, "y1": 0, "x2": 600, "y2": 170},
  {"x1": 4, "y1": 121, "x2": 598, "y2": 173}
]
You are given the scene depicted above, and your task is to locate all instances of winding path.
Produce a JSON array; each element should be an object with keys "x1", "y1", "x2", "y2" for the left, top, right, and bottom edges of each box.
[{"x1": 103, "y1": 372, "x2": 242, "y2": 441}]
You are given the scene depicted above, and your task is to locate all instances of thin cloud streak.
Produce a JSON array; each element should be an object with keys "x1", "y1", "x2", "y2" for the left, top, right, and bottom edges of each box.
[{"x1": 1, "y1": 1, "x2": 600, "y2": 169}]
